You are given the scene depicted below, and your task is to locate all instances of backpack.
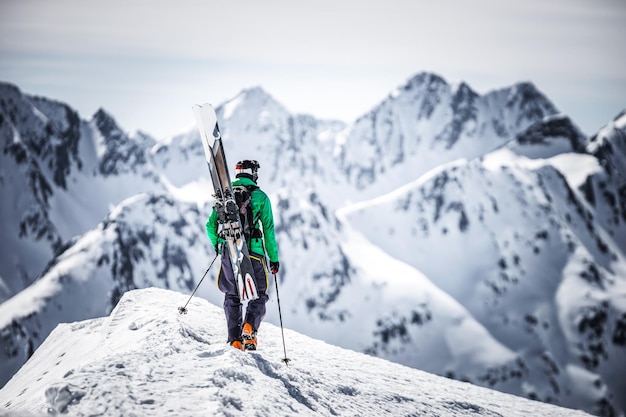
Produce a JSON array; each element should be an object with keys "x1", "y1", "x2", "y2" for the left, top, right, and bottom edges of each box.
[{"x1": 232, "y1": 184, "x2": 260, "y2": 242}]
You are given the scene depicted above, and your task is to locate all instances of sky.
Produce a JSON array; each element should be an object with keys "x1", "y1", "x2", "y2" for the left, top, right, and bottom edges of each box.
[{"x1": 0, "y1": 0, "x2": 624, "y2": 138}]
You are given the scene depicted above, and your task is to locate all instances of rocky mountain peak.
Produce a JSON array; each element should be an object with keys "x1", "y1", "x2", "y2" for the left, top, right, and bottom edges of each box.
[
  {"x1": 587, "y1": 110, "x2": 626, "y2": 183},
  {"x1": 92, "y1": 108, "x2": 150, "y2": 176},
  {"x1": 505, "y1": 81, "x2": 558, "y2": 121},
  {"x1": 511, "y1": 115, "x2": 589, "y2": 158},
  {"x1": 220, "y1": 86, "x2": 289, "y2": 122},
  {"x1": 93, "y1": 108, "x2": 124, "y2": 140},
  {"x1": 403, "y1": 71, "x2": 448, "y2": 91}
]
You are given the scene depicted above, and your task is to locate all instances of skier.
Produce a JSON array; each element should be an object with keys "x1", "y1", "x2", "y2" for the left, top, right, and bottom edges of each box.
[{"x1": 206, "y1": 159, "x2": 280, "y2": 351}]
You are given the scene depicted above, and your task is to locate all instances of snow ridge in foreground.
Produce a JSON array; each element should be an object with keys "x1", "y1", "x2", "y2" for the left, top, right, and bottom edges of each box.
[{"x1": 0, "y1": 288, "x2": 590, "y2": 417}]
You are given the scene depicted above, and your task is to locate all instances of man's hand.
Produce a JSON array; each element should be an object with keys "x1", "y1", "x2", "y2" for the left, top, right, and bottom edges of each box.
[{"x1": 270, "y1": 261, "x2": 280, "y2": 274}]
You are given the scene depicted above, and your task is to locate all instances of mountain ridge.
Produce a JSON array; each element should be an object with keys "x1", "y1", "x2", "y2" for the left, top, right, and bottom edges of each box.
[
  {"x1": 0, "y1": 288, "x2": 593, "y2": 417},
  {"x1": 1, "y1": 73, "x2": 625, "y2": 416}
]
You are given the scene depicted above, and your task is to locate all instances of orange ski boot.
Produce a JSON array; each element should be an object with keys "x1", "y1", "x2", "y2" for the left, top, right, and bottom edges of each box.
[
  {"x1": 242, "y1": 323, "x2": 257, "y2": 351},
  {"x1": 230, "y1": 340, "x2": 244, "y2": 351}
]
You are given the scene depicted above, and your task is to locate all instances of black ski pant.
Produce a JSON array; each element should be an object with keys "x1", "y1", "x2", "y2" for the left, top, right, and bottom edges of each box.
[{"x1": 217, "y1": 249, "x2": 269, "y2": 343}]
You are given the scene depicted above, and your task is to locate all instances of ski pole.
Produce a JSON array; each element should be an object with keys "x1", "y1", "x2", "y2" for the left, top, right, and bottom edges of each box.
[
  {"x1": 178, "y1": 253, "x2": 219, "y2": 314},
  {"x1": 273, "y1": 271, "x2": 291, "y2": 365},
  {"x1": 260, "y1": 238, "x2": 290, "y2": 364}
]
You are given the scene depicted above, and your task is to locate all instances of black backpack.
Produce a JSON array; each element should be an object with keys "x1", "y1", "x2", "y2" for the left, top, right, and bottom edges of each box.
[{"x1": 232, "y1": 184, "x2": 261, "y2": 242}]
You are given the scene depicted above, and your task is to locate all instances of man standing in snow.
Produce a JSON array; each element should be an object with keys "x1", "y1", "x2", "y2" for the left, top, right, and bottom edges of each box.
[{"x1": 206, "y1": 159, "x2": 280, "y2": 351}]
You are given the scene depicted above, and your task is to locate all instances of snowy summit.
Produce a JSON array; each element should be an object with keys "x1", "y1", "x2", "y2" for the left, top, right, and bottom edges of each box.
[{"x1": 0, "y1": 288, "x2": 591, "y2": 417}]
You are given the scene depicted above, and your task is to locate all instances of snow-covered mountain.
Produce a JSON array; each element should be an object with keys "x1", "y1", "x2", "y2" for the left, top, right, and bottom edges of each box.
[
  {"x1": 0, "y1": 84, "x2": 164, "y2": 302},
  {"x1": 0, "y1": 287, "x2": 592, "y2": 417},
  {"x1": 1, "y1": 72, "x2": 625, "y2": 416},
  {"x1": 584, "y1": 110, "x2": 626, "y2": 250},
  {"x1": 342, "y1": 119, "x2": 626, "y2": 414},
  {"x1": 336, "y1": 73, "x2": 559, "y2": 198}
]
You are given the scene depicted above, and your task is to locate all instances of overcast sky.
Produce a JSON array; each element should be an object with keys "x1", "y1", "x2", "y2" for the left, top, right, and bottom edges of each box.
[{"x1": 1, "y1": 0, "x2": 624, "y2": 138}]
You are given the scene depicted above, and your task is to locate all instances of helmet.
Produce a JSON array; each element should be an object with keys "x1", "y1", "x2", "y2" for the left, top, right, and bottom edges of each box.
[{"x1": 235, "y1": 159, "x2": 260, "y2": 182}]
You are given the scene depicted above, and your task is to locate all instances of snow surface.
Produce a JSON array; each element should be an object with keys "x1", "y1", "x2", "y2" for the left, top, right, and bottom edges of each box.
[{"x1": 0, "y1": 288, "x2": 591, "y2": 417}]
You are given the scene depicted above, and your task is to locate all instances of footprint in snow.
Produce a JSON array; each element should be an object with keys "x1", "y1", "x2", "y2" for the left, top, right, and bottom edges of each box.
[{"x1": 197, "y1": 348, "x2": 227, "y2": 358}]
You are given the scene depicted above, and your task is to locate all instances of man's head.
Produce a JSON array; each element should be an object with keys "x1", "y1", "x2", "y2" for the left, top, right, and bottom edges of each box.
[{"x1": 235, "y1": 159, "x2": 260, "y2": 182}]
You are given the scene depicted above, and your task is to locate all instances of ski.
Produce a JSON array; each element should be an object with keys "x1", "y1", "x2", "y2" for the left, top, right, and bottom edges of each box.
[{"x1": 192, "y1": 103, "x2": 259, "y2": 302}]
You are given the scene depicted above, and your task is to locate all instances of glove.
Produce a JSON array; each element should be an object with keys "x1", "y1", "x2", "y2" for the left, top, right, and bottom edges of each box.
[{"x1": 270, "y1": 261, "x2": 280, "y2": 274}]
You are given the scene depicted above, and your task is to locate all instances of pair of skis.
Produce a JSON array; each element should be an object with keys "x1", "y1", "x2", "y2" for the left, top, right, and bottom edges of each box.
[{"x1": 192, "y1": 103, "x2": 258, "y2": 302}]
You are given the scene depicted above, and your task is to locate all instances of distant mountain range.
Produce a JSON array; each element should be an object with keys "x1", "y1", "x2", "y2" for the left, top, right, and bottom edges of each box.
[{"x1": 1, "y1": 72, "x2": 624, "y2": 417}]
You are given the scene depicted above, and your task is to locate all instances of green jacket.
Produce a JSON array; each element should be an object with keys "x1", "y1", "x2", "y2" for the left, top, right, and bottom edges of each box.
[{"x1": 205, "y1": 177, "x2": 279, "y2": 263}]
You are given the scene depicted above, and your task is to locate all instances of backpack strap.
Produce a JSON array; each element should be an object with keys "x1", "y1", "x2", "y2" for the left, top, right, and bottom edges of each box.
[{"x1": 245, "y1": 185, "x2": 262, "y2": 238}]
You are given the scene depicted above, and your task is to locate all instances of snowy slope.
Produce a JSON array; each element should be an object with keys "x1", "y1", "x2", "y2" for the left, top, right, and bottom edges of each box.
[
  {"x1": 0, "y1": 288, "x2": 592, "y2": 417},
  {"x1": 268, "y1": 187, "x2": 525, "y2": 384}
]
